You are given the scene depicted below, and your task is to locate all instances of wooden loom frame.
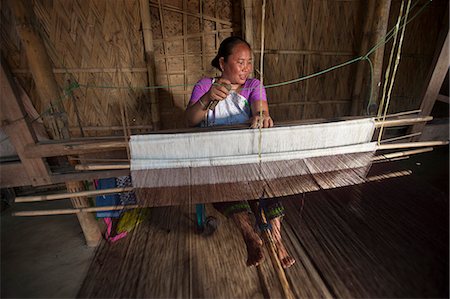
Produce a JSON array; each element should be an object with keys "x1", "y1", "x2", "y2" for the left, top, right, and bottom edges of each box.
[{"x1": 1, "y1": 0, "x2": 448, "y2": 249}]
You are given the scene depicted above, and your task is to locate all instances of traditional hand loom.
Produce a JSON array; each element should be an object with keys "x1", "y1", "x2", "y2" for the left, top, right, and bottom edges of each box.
[{"x1": 130, "y1": 118, "x2": 376, "y2": 206}]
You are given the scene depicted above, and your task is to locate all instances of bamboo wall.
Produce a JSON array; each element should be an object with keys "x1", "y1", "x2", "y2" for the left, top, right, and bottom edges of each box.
[
  {"x1": 383, "y1": 0, "x2": 447, "y2": 113},
  {"x1": 0, "y1": 0, "x2": 447, "y2": 136}
]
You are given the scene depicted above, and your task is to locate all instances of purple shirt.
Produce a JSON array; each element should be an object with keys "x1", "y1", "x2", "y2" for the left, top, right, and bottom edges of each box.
[{"x1": 189, "y1": 77, "x2": 267, "y2": 105}]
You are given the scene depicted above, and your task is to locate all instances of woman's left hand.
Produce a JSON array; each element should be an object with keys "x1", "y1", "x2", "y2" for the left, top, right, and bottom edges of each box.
[{"x1": 250, "y1": 113, "x2": 274, "y2": 128}]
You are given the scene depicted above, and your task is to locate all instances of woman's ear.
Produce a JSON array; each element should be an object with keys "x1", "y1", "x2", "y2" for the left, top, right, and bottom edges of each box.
[{"x1": 219, "y1": 57, "x2": 225, "y2": 72}]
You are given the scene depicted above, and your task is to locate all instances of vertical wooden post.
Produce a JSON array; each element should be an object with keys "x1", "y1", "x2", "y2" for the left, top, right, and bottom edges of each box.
[
  {"x1": 351, "y1": 0, "x2": 391, "y2": 116},
  {"x1": 410, "y1": 12, "x2": 449, "y2": 140},
  {"x1": 139, "y1": 0, "x2": 161, "y2": 131},
  {"x1": 8, "y1": 0, "x2": 69, "y2": 139},
  {"x1": 66, "y1": 181, "x2": 102, "y2": 247},
  {"x1": 0, "y1": 60, "x2": 51, "y2": 186},
  {"x1": 241, "y1": 0, "x2": 255, "y2": 77},
  {"x1": 9, "y1": 0, "x2": 101, "y2": 246}
]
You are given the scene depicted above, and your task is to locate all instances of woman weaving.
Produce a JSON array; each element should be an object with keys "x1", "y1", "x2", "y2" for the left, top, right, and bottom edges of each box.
[{"x1": 185, "y1": 36, "x2": 295, "y2": 268}]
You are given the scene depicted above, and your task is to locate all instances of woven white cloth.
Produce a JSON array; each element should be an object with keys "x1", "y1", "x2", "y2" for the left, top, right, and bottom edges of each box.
[{"x1": 130, "y1": 118, "x2": 376, "y2": 171}]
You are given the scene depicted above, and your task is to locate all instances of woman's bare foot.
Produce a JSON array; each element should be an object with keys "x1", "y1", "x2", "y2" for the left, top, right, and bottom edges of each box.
[
  {"x1": 232, "y1": 212, "x2": 265, "y2": 267},
  {"x1": 243, "y1": 232, "x2": 264, "y2": 267},
  {"x1": 270, "y1": 217, "x2": 295, "y2": 269}
]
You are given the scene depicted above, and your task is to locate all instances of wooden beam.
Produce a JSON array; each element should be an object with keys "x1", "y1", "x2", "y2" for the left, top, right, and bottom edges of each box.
[
  {"x1": 410, "y1": 9, "x2": 449, "y2": 140},
  {"x1": 24, "y1": 140, "x2": 127, "y2": 158},
  {"x1": 351, "y1": 0, "x2": 392, "y2": 115},
  {"x1": 50, "y1": 169, "x2": 130, "y2": 185},
  {"x1": 241, "y1": 0, "x2": 255, "y2": 78},
  {"x1": 139, "y1": 0, "x2": 160, "y2": 130},
  {"x1": 241, "y1": 0, "x2": 254, "y2": 47},
  {"x1": 0, "y1": 162, "x2": 31, "y2": 187},
  {"x1": 0, "y1": 60, "x2": 51, "y2": 186},
  {"x1": 8, "y1": 0, "x2": 69, "y2": 139}
]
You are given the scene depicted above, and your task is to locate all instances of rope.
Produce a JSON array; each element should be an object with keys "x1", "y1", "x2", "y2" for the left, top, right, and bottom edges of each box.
[{"x1": 378, "y1": 0, "x2": 412, "y2": 145}]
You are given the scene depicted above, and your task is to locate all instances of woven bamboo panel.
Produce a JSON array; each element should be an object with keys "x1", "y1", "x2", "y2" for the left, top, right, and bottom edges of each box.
[
  {"x1": 382, "y1": 0, "x2": 447, "y2": 114},
  {"x1": 252, "y1": 0, "x2": 362, "y2": 122},
  {"x1": 148, "y1": 0, "x2": 241, "y2": 129},
  {"x1": 0, "y1": 0, "x2": 447, "y2": 137}
]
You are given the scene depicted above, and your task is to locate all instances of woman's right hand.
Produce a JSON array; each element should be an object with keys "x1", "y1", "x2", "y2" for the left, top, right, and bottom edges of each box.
[{"x1": 208, "y1": 78, "x2": 232, "y2": 102}]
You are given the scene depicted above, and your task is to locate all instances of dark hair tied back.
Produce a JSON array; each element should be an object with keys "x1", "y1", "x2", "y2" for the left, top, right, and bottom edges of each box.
[{"x1": 211, "y1": 36, "x2": 251, "y2": 71}]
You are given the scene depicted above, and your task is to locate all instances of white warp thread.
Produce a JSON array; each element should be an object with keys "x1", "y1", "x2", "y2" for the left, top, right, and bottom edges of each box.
[{"x1": 130, "y1": 118, "x2": 376, "y2": 170}]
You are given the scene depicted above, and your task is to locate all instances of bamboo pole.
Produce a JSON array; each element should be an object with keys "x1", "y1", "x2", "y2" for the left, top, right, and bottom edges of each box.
[
  {"x1": 13, "y1": 205, "x2": 140, "y2": 217},
  {"x1": 374, "y1": 116, "x2": 432, "y2": 128},
  {"x1": 75, "y1": 164, "x2": 131, "y2": 170},
  {"x1": 366, "y1": 170, "x2": 412, "y2": 182},
  {"x1": 15, "y1": 187, "x2": 134, "y2": 203},
  {"x1": 377, "y1": 140, "x2": 448, "y2": 150},
  {"x1": 139, "y1": 0, "x2": 161, "y2": 130},
  {"x1": 372, "y1": 147, "x2": 433, "y2": 161},
  {"x1": 379, "y1": 132, "x2": 421, "y2": 143}
]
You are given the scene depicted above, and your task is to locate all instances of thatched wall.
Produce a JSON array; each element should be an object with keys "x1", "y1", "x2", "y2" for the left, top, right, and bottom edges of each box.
[
  {"x1": 250, "y1": 0, "x2": 447, "y2": 121},
  {"x1": 0, "y1": 0, "x2": 447, "y2": 136}
]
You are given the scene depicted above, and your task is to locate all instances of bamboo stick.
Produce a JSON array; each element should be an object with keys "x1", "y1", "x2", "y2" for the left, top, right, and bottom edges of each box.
[
  {"x1": 15, "y1": 187, "x2": 134, "y2": 203},
  {"x1": 13, "y1": 205, "x2": 140, "y2": 217},
  {"x1": 366, "y1": 170, "x2": 412, "y2": 182},
  {"x1": 377, "y1": 140, "x2": 448, "y2": 150},
  {"x1": 374, "y1": 116, "x2": 432, "y2": 128},
  {"x1": 372, "y1": 147, "x2": 433, "y2": 161},
  {"x1": 378, "y1": 109, "x2": 421, "y2": 119},
  {"x1": 75, "y1": 164, "x2": 131, "y2": 171},
  {"x1": 380, "y1": 132, "x2": 421, "y2": 143}
]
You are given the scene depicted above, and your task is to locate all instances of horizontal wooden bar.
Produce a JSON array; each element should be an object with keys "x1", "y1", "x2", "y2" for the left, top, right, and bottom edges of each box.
[
  {"x1": 374, "y1": 116, "x2": 433, "y2": 128},
  {"x1": 366, "y1": 170, "x2": 413, "y2": 182},
  {"x1": 253, "y1": 49, "x2": 355, "y2": 56},
  {"x1": 15, "y1": 187, "x2": 134, "y2": 203},
  {"x1": 13, "y1": 204, "x2": 140, "y2": 217},
  {"x1": 372, "y1": 147, "x2": 433, "y2": 161},
  {"x1": 50, "y1": 169, "x2": 130, "y2": 184},
  {"x1": 24, "y1": 140, "x2": 127, "y2": 158},
  {"x1": 75, "y1": 164, "x2": 130, "y2": 171}
]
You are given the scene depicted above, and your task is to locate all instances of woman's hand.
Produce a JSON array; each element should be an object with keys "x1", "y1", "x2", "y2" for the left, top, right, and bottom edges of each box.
[
  {"x1": 250, "y1": 112, "x2": 274, "y2": 128},
  {"x1": 208, "y1": 78, "x2": 232, "y2": 102}
]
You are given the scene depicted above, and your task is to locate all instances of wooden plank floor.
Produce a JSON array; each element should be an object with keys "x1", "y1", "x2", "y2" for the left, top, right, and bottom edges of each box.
[{"x1": 78, "y1": 169, "x2": 448, "y2": 298}]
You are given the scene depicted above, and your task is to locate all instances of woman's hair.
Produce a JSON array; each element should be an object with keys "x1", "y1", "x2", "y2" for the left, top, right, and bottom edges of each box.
[{"x1": 211, "y1": 36, "x2": 251, "y2": 71}]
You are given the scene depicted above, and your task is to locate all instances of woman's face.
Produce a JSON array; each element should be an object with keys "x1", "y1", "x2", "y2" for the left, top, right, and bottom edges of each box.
[{"x1": 219, "y1": 43, "x2": 253, "y2": 85}]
